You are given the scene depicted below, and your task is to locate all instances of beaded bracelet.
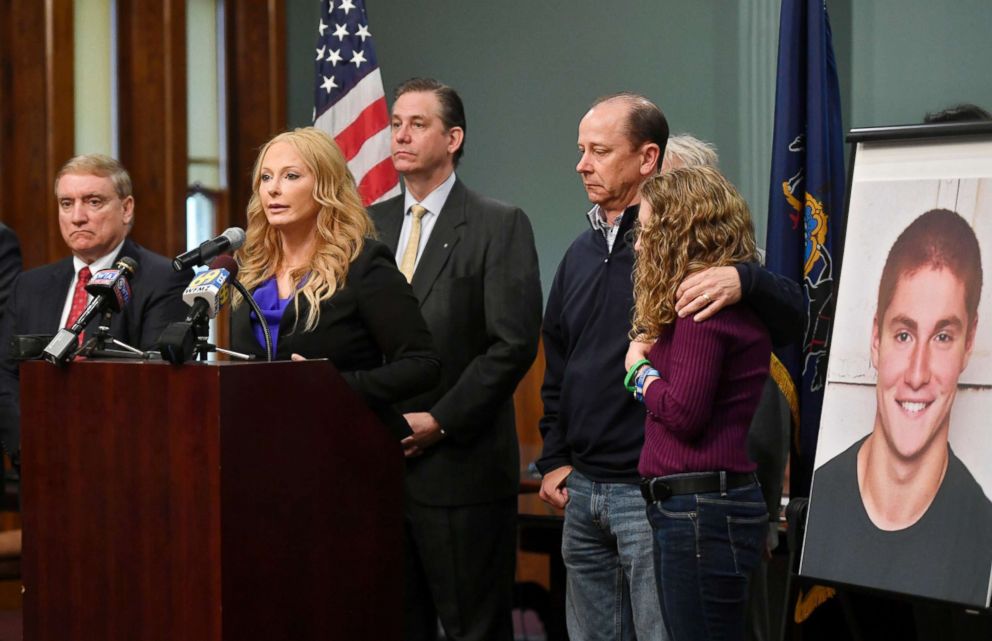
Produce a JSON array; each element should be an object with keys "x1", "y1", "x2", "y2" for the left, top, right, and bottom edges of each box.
[{"x1": 624, "y1": 359, "x2": 651, "y2": 392}]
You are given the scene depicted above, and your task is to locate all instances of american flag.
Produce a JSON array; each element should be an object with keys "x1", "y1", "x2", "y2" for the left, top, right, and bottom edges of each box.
[{"x1": 313, "y1": 0, "x2": 399, "y2": 206}]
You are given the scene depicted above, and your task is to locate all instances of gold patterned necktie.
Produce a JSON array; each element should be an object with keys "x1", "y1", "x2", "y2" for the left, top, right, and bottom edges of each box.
[{"x1": 399, "y1": 204, "x2": 428, "y2": 282}]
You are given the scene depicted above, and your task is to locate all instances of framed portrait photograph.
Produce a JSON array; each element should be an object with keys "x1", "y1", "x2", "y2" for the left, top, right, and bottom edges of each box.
[{"x1": 800, "y1": 123, "x2": 992, "y2": 608}]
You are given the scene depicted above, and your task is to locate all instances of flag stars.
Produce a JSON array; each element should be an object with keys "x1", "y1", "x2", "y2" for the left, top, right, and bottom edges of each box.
[
  {"x1": 326, "y1": 48, "x2": 343, "y2": 66},
  {"x1": 350, "y1": 50, "x2": 367, "y2": 68},
  {"x1": 332, "y1": 23, "x2": 349, "y2": 41},
  {"x1": 356, "y1": 24, "x2": 371, "y2": 42},
  {"x1": 338, "y1": 0, "x2": 356, "y2": 15},
  {"x1": 318, "y1": 19, "x2": 328, "y2": 36},
  {"x1": 321, "y1": 75, "x2": 338, "y2": 94},
  {"x1": 315, "y1": 45, "x2": 326, "y2": 61}
]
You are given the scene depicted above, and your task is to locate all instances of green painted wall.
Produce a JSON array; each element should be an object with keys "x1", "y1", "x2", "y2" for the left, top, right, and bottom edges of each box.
[
  {"x1": 286, "y1": 0, "x2": 992, "y2": 296},
  {"x1": 844, "y1": 0, "x2": 992, "y2": 128}
]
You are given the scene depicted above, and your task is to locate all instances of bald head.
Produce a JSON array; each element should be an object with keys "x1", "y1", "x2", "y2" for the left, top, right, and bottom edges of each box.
[
  {"x1": 576, "y1": 95, "x2": 667, "y2": 218},
  {"x1": 588, "y1": 93, "x2": 669, "y2": 172}
]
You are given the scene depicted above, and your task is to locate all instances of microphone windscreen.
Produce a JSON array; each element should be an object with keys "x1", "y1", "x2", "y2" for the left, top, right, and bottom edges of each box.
[
  {"x1": 221, "y1": 227, "x2": 246, "y2": 250},
  {"x1": 116, "y1": 256, "x2": 140, "y2": 278},
  {"x1": 209, "y1": 254, "x2": 240, "y2": 280}
]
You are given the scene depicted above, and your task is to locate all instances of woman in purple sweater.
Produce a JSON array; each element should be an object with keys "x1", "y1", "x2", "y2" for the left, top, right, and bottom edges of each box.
[{"x1": 625, "y1": 165, "x2": 771, "y2": 641}]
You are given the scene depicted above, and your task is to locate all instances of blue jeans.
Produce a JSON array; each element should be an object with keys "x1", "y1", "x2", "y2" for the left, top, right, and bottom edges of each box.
[
  {"x1": 561, "y1": 470, "x2": 668, "y2": 641},
  {"x1": 645, "y1": 477, "x2": 767, "y2": 641}
]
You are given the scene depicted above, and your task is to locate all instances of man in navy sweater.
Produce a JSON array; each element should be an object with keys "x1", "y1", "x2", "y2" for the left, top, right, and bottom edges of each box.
[{"x1": 536, "y1": 93, "x2": 802, "y2": 641}]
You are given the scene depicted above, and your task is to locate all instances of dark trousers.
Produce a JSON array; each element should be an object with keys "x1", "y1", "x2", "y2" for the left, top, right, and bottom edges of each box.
[
  {"x1": 404, "y1": 496, "x2": 517, "y2": 641},
  {"x1": 646, "y1": 481, "x2": 767, "y2": 641}
]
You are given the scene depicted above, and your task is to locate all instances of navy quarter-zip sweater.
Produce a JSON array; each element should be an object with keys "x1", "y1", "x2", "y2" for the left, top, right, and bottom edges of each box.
[{"x1": 538, "y1": 205, "x2": 645, "y2": 483}]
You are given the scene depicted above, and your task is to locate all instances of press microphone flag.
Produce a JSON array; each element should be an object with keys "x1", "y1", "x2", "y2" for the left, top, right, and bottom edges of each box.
[
  {"x1": 43, "y1": 257, "x2": 139, "y2": 364},
  {"x1": 182, "y1": 255, "x2": 240, "y2": 324},
  {"x1": 81, "y1": 264, "x2": 133, "y2": 315},
  {"x1": 172, "y1": 227, "x2": 246, "y2": 272}
]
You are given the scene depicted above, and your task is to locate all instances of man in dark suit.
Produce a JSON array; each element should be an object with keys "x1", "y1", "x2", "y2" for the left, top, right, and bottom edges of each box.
[
  {"x1": 0, "y1": 154, "x2": 191, "y2": 468},
  {"x1": 369, "y1": 78, "x2": 542, "y2": 641}
]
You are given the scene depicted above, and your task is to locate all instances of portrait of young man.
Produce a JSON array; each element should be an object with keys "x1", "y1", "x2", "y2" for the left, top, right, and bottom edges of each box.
[{"x1": 802, "y1": 208, "x2": 992, "y2": 608}]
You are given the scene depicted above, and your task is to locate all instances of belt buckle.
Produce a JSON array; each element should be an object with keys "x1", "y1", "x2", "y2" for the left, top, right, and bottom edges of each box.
[{"x1": 651, "y1": 479, "x2": 673, "y2": 502}]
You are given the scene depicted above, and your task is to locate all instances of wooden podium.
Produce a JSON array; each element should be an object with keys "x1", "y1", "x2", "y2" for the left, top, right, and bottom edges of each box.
[{"x1": 19, "y1": 359, "x2": 403, "y2": 641}]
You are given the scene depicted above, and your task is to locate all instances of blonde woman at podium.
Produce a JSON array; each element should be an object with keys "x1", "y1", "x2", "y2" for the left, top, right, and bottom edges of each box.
[{"x1": 230, "y1": 127, "x2": 440, "y2": 437}]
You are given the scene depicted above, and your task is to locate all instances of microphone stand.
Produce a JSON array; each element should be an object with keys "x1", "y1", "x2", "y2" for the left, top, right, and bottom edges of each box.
[
  {"x1": 230, "y1": 278, "x2": 273, "y2": 361},
  {"x1": 188, "y1": 316, "x2": 254, "y2": 362},
  {"x1": 192, "y1": 316, "x2": 210, "y2": 362},
  {"x1": 193, "y1": 341, "x2": 254, "y2": 361},
  {"x1": 77, "y1": 309, "x2": 153, "y2": 360}
]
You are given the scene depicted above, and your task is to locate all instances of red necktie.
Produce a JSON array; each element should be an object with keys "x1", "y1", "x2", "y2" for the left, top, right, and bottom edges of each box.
[{"x1": 66, "y1": 266, "x2": 92, "y2": 344}]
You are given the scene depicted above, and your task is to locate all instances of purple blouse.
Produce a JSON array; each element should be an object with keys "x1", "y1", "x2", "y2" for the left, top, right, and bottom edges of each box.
[
  {"x1": 249, "y1": 277, "x2": 293, "y2": 355},
  {"x1": 638, "y1": 304, "x2": 771, "y2": 478}
]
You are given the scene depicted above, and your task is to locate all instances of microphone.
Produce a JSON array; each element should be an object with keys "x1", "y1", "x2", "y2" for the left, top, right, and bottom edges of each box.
[
  {"x1": 158, "y1": 256, "x2": 239, "y2": 364},
  {"x1": 171, "y1": 227, "x2": 246, "y2": 272},
  {"x1": 43, "y1": 257, "x2": 139, "y2": 364},
  {"x1": 183, "y1": 255, "x2": 240, "y2": 325}
]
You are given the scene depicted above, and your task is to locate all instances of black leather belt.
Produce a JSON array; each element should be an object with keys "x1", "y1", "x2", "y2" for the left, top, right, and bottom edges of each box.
[{"x1": 640, "y1": 471, "x2": 756, "y2": 503}]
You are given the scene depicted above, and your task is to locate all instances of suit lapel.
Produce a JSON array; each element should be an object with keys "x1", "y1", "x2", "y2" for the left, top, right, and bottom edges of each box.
[
  {"x1": 115, "y1": 237, "x2": 139, "y2": 263},
  {"x1": 410, "y1": 180, "x2": 466, "y2": 303},
  {"x1": 376, "y1": 198, "x2": 405, "y2": 254},
  {"x1": 274, "y1": 293, "x2": 316, "y2": 359},
  {"x1": 44, "y1": 260, "x2": 75, "y2": 333},
  {"x1": 278, "y1": 298, "x2": 299, "y2": 358}
]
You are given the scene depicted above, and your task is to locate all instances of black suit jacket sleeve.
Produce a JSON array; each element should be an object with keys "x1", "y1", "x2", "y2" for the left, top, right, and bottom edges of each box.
[
  {"x1": 430, "y1": 208, "x2": 542, "y2": 442},
  {"x1": 536, "y1": 257, "x2": 571, "y2": 473},
  {"x1": 0, "y1": 278, "x2": 24, "y2": 461},
  {"x1": 735, "y1": 262, "x2": 804, "y2": 347},
  {"x1": 0, "y1": 225, "x2": 22, "y2": 319},
  {"x1": 0, "y1": 226, "x2": 23, "y2": 460},
  {"x1": 343, "y1": 244, "x2": 441, "y2": 404}
]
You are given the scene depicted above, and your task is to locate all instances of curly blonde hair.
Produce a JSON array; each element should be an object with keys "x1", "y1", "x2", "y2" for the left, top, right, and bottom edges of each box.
[
  {"x1": 631, "y1": 165, "x2": 757, "y2": 341},
  {"x1": 234, "y1": 127, "x2": 375, "y2": 332}
]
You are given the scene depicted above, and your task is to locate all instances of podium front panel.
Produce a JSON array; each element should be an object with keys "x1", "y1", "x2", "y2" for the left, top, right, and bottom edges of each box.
[{"x1": 20, "y1": 360, "x2": 403, "y2": 641}]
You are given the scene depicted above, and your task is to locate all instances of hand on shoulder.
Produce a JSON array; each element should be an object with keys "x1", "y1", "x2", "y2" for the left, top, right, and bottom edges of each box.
[{"x1": 675, "y1": 266, "x2": 742, "y2": 321}]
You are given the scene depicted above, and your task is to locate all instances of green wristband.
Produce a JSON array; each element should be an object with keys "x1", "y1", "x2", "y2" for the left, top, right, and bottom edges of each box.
[{"x1": 624, "y1": 358, "x2": 651, "y2": 392}]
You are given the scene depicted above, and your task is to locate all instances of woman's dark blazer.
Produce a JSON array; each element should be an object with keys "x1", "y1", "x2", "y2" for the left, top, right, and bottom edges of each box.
[{"x1": 230, "y1": 239, "x2": 440, "y2": 437}]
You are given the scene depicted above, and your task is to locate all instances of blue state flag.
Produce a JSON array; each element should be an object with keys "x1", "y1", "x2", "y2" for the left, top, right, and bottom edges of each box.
[{"x1": 765, "y1": 0, "x2": 846, "y2": 496}]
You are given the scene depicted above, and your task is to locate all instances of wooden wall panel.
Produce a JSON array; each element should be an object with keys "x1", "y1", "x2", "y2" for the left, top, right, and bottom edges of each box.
[
  {"x1": 224, "y1": 0, "x2": 286, "y2": 230},
  {"x1": 514, "y1": 339, "x2": 546, "y2": 447},
  {"x1": 0, "y1": 0, "x2": 75, "y2": 269},
  {"x1": 116, "y1": 0, "x2": 187, "y2": 258}
]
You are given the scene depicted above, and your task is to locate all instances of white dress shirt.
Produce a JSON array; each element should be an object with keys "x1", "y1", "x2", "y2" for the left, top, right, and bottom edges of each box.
[{"x1": 394, "y1": 171, "x2": 457, "y2": 272}]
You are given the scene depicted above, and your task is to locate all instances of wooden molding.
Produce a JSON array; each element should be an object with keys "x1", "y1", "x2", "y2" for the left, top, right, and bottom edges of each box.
[
  {"x1": 224, "y1": 0, "x2": 286, "y2": 231},
  {"x1": 0, "y1": 0, "x2": 74, "y2": 268},
  {"x1": 116, "y1": 0, "x2": 188, "y2": 258}
]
